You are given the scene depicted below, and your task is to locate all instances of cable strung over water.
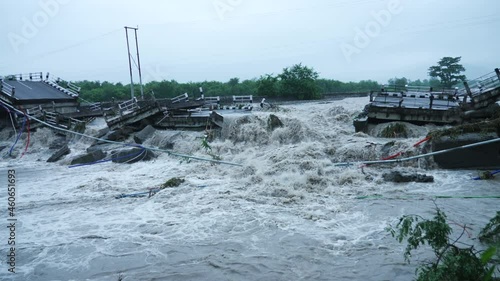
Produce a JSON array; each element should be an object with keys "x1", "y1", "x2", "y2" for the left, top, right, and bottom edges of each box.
[
  {"x1": 0, "y1": 100, "x2": 243, "y2": 167},
  {"x1": 335, "y1": 137, "x2": 500, "y2": 167}
]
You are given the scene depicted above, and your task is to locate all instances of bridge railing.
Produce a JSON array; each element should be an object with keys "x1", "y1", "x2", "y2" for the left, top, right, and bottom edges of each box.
[
  {"x1": 88, "y1": 102, "x2": 102, "y2": 112},
  {"x1": 203, "y1": 96, "x2": 220, "y2": 104},
  {"x1": 44, "y1": 73, "x2": 80, "y2": 98},
  {"x1": 171, "y1": 93, "x2": 189, "y2": 104},
  {"x1": 6, "y1": 72, "x2": 44, "y2": 82},
  {"x1": 381, "y1": 84, "x2": 458, "y2": 95},
  {"x1": 26, "y1": 105, "x2": 43, "y2": 117},
  {"x1": 66, "y1": 81, "x2": 81, "y2": 96},
  {"x1": 118, "y1": 97, "x2": 139, "y2": 114},
  {"x1": 465, "y1": 70, "x2": 500, "y2": 96},
  {"x1": 0, "y1": 79, "x2": 15, "y2": 97},
  {"x1": 233, "y1": 95, "x2": 253, "y2": 104},
  {"x1": 42, "y1": 110, "x2": 86, "y2": 131},
  {"x1": 382, "y1": 85, "x2": 412, "y2": 93},
  {"x1": 78, "y1": 97, "x2": 102, "y2": 112}
]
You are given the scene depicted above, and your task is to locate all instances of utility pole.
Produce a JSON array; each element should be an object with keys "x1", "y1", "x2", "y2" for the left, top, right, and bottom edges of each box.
[
  {"x1": 125, "y1": 27, "x2": 134, "y2": 100},
  {"x1": 124, "y1": 26, "x2": 144, "y2": 100},
  {"x1": 134, "y1": 28, "x2": 144, "y2": 100}
]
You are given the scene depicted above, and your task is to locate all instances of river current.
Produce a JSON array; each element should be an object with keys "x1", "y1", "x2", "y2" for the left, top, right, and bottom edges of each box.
[{"x1": 0, "y1": 97, "x2": 498, "y2": 280}]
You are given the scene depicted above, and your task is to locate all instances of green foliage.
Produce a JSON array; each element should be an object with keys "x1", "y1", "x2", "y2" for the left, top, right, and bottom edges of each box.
[
  {"x1": 385, "y1": 77, "x2": 441, "y2": 89},
  {"x1": 388, "y1": 77, "x2": 409, "y2": 88},
  {"x1": 480, "y1": 212, "x2": 500, "y2": 245},
  {"x1": 161, "y1": 177, "x2": 185, "y2": 188},
  {"x1": 317, "y1": 78, "x2": 379, "y2": 93},
  {"x1": 387, "y1": 207, "x2": 499, "y2": 281},
  {"x1": 428, "y1": 56, "x2": 467, "y2": 88},
  {"x1": 388, "y1": 208, "x2": 451, "y2": 262},
  {"x1": 72, "y1": 64, "x2": 384, "y2": 102},
  {"x1": 415, "y1": 247, "x2": 490, "y2": 281},
  {"x1": 201, "y1": 137, "x2": 222, "y2": 161},
  {"x1": 201, "y1": 138, "x2": 212, "y2": 152},
  {"x1": 257, "y1": 74, "x2": 280, "y2": 98},
  {"x1": 73, "y1": 62, "x2": 469, "y2": 102},
  {"x1": 380, "y1": 123, "x2": 408, "y2": 138},
  {"x1": 279, "y1": 63, "x2": 321, "y2": 100}
]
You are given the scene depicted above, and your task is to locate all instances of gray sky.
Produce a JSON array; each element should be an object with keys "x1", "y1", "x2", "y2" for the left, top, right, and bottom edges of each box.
[{"x1": 2, "y1": 0, "x2": 500, "y2": 84}]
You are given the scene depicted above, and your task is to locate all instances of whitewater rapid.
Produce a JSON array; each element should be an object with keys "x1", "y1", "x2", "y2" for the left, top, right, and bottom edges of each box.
[{"x1": 0, "y1": 97, "x2": 498, "y2": 281}]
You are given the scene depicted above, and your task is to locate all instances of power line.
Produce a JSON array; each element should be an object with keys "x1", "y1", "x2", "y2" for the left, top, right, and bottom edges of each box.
[
  {"x1": 0, "y1": 100, "x2": 243, "y2": 167},
  {"x1": 29, "y1": 28, "x2": 123, "y2": 61}
]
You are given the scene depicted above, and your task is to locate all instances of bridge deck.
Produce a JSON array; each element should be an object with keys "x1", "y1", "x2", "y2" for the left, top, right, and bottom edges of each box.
[{"x1": 1, "y1": 80, "x2": 76, "y2": 102}]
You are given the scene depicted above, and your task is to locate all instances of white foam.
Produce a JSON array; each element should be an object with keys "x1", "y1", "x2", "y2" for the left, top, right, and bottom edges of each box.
[{"x1": 0, "y1": 97, "x2": 497, "y2": 280}]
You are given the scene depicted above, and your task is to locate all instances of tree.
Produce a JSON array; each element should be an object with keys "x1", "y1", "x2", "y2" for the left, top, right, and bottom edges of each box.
[
  {"x1": 387, "y1": 206, "x2": 498, "y2": 281},
  {"x1": 228, "y1": 77, "x2": 239, "y2": 88},
  {"x1": 279, "y1": 63, "x2": 321, "y2": 100},
  {"x1": 227, "y1": 77, "x2": 240, "y2": 94},
  {"x1": 428, "y1": 57, "x2": 467, "y2": 88},
  {"x1": 257, "y1": 74, "x2": 280, "y2": 98},
  {"x1": 388, "y1": 77, "x2": 409, "y2": 88}
]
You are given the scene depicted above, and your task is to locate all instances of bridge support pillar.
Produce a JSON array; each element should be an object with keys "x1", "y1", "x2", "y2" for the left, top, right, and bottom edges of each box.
[{"x1": 495, "y1": 68, "x2": 500, "y2": 82}]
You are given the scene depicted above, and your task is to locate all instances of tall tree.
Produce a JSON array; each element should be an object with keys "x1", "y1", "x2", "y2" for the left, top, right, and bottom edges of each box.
[
  {"x1": 387, "y1": 77, "x2": 409, "y2": 87},
  {"x1": 428, "y1": 56, "x2": 466, "y2": 88},
  {"x1": 227, "y1": 77, "x2": 240, "y2": 95},
  {"x1": 257, "y1": 74, "x2": 280, "y2": 97},
  {"x1": 279, "y1": 63, "x2": 320, "y2": 100}
]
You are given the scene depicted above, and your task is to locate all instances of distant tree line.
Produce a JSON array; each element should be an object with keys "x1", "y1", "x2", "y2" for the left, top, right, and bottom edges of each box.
[
  {"x1": 74, "y1": 64, "x2": 380, "y2": 102},
  {"x1": 74, "y1": 58, "x2": 466, "y2": 102}
]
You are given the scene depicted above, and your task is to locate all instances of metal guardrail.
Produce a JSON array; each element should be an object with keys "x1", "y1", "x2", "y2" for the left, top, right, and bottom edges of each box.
[
  {"x1": 233, "y1": 95, "x2": 253, "y2": 104},
  {"x1": 26, "y1": 105, "x2": 43, "y2": 117},
  {"x1": 0, "y1": 79, "x2": 15, "y2": 97},
  {"x1": 7, "y1": 72, "x2": 44, "y2": 81},
  {"x1": 203, "y1": 96, "x2": 220, "y2": 104},
  {"x1": 78, "y1": 97, "x2": 102, "y2": 112},
  {"x1": 44, "y1": 73, "x2": 80, "y2": 97},
  {"x1": 171, "y1": 93, "x2": 189, "y2": 104},
  {"x1": 382, "y1": 85, "x2": 431, "y2": 93},
  {"x1": 381, "y1": 84, "x2": 458, "y2": 95},
  {"x1": 42, "y1": 110, "x2": 85, "y2": 131},
  {"x1": 466, "y1": 70, "x2": 500, "y2": 97},
  {"x1": 118, "y1": 97, "x2": 139, "y2": 113},
  {"x1": 66, "y1": 81, "x2": 81, "y2": 96},
  {"x1": 88, "y1": 102, "x2": 101, "y2": 112},
  {"x1": 44, "y1": 111, "x2": 58, "y2": 125}
]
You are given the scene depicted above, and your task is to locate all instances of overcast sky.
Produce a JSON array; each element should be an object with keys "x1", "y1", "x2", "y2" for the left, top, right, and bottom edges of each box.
[{"x1": 2, "y1": 0, "x2": 500, "y2": 84}]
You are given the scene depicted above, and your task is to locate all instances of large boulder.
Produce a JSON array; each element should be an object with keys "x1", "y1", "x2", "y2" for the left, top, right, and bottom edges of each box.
[
  {"x1": 70, "y1": 150, "x2": 107, "y2": 166},
  {"x1": 382, "y1": 171, "x2": 434, "y2": 183},
  {"x1": 96, "y1": 126, "x2": 136, "y2": 144},
  {"x1": 49, "y1": 138, "x2": 68, "y2": 149},
  {"x1": 267, "y1": 114, "x2": 283, "y2": 131},
  {"x1": 103, "y1": 130, "x2": 127, "y2": 142},
  {"x1": 94, "y1": 127, "x2": 110, "y2": 139},
  {"x1": 111, "y1": 147, "x2": 155, "y2": 164},
  {"x1": 47, "y1": 145, "x2": 71, "y2": 163},
  {"x1": 133, "y1": 125, "x2": 156, "y2": 144},
  {"x1": 86, "y1": 144, "x2": 112, "y2": 154}
]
